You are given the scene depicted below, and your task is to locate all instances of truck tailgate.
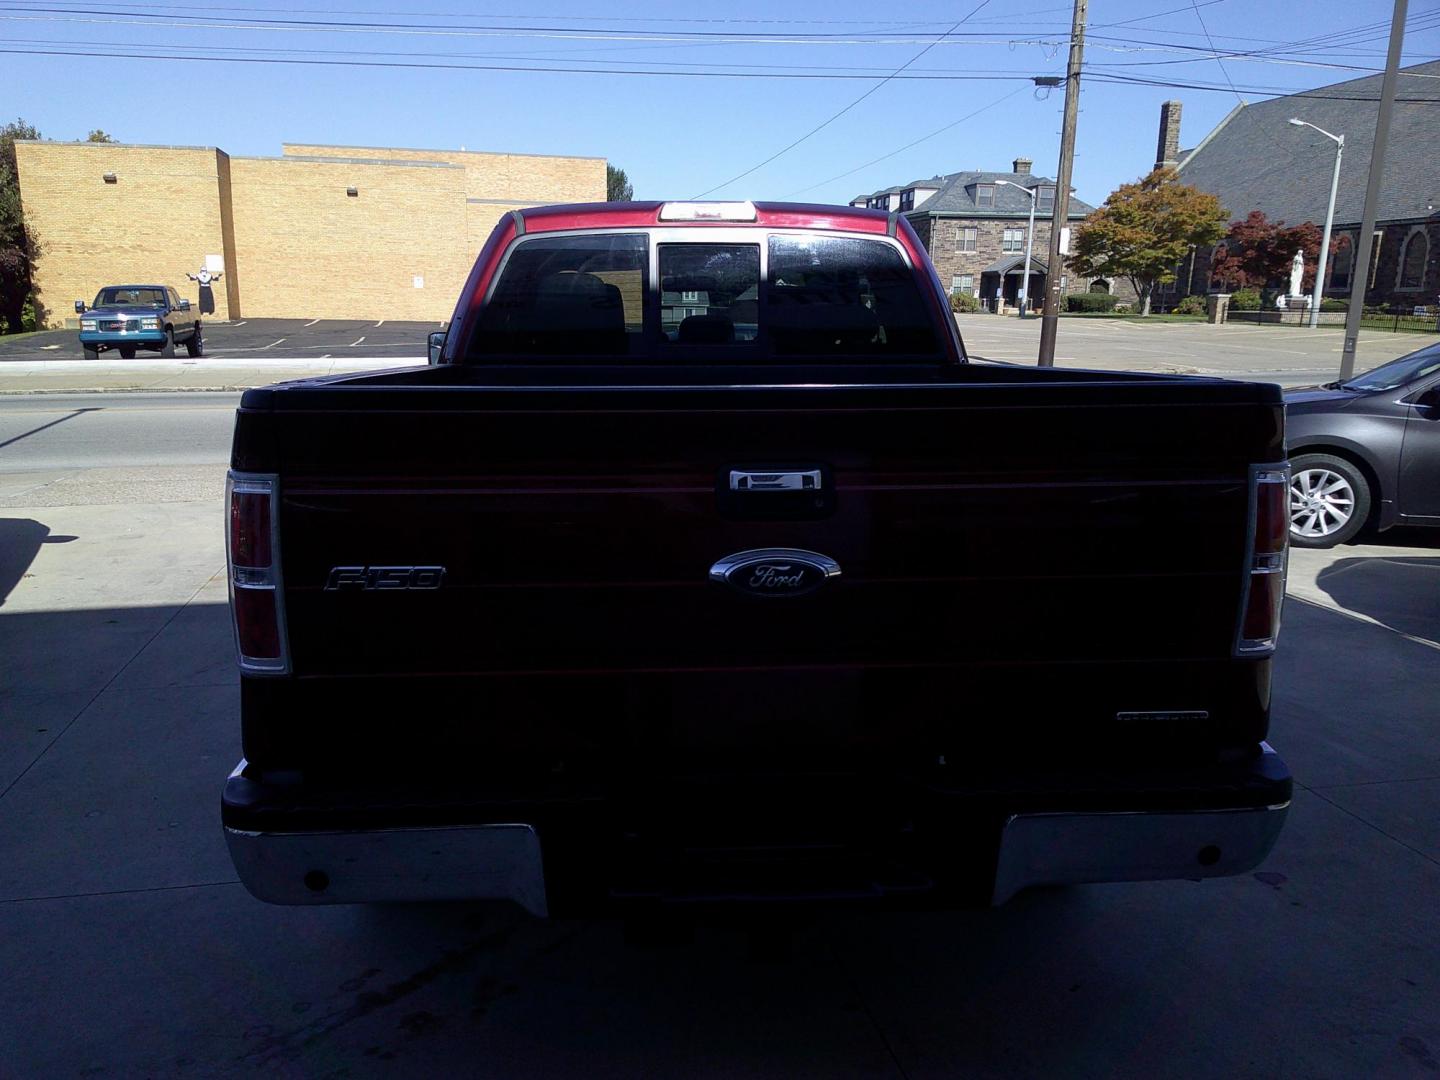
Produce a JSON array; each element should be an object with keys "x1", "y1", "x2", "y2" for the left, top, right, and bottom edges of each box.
[{"x1": 236, "y1": 375, "x2": 1283, "y2": 766}]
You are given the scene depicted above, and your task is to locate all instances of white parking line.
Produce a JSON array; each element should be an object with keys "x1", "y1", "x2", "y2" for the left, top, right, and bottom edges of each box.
[
  {"x1": 350, "y1": 336, "x2": 366, "y2": 346},
  {"x1": 320, "y1": 354, "x2": 330, "y2": 359},
  {"x1": 231, "y1": 321, "x2": 247, "y2": 327},
  {"x1": 375, "y1": 320, "x2": 385, "y2": 327},
  {"x1": 264, "y1": 338, "x2": 286, "y2": 349},
  {"x1": 303, "y1": 319, "x2": 320, "y2": 327}
]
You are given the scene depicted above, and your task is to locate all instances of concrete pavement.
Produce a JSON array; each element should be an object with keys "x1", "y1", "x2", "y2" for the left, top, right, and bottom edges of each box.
[
  {"x1": 0, "y1": 357, "x2": 421, "y2": 394},
  {"x1": 0, "y1": 396, "x2": 1437, "y2": 1077}
]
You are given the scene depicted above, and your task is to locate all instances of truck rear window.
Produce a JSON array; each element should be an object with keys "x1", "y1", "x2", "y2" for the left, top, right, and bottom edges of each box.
[{"x1": 467, "y1": 232, "x2": 943, "y2": 362}]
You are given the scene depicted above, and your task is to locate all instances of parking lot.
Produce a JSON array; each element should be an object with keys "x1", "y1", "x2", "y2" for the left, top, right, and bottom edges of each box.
[{"x1": 0, "y1": 318, "x2": 437, "y2": 363}]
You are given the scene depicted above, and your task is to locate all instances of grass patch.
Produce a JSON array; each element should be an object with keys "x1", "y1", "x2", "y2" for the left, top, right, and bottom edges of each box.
[{"x1": 0, "y1": 329, "x2": 55, "y2": 342}]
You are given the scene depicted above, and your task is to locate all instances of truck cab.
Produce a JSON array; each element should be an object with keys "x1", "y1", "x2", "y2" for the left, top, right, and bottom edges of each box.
[{"x1": 75, "y1": 284, "x2": 203, "y2": 360}]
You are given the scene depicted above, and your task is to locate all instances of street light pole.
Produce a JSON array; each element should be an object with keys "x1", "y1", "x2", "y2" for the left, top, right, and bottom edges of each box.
[
  {"x1": 997, "y1": 179, "x2": 1038, "y2": 316},
  {"x1": 1288, "y1": 118, "x2": 1345, "y2": 330}
]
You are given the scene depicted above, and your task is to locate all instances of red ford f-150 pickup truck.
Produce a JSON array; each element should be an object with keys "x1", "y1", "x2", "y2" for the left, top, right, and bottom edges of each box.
[{"x1": 222, "y1": 201, "x2": 1291, "y2": 917}]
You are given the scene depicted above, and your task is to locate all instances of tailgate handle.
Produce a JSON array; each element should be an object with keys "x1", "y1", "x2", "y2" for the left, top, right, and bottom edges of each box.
[{"x1": 729, "y1": 469, "x2": 822, "y2": 492}]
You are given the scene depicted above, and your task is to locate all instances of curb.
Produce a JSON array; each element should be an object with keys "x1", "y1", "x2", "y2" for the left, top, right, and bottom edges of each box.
[{"x1": 0, "y1": 386, "x2": 268, "y2": 394}]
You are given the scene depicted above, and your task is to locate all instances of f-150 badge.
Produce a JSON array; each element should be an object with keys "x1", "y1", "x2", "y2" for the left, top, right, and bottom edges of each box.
[
  {"x1": 325, "y1": 566, "x2": 446, "y2": 590},
  {"x1": 708, "y1": 549, "x2": 840, "y2": 598}
]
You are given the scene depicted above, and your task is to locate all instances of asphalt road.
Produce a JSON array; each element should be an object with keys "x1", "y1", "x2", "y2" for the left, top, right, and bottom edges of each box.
[
  {"x1": 0, "y1": 393, "x2": 238, "y2": 473},
  {"x1": 1, "y1": 394, "x2": 1437, "y2": 1077},
  {"x1": 0, "y1": 319, "x2": 436, "y2": 362}
]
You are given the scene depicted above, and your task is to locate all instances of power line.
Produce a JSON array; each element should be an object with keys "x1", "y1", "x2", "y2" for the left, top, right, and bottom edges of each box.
[
  {"x1": 690, "y1": 0, "x2": 998, "y2": 199},
  {"x1": 0, "y1": 34, "x2": 1062, "y2": 74},
  {"x1": 781, "y1": 86, "x2": 1030, "y2": 199},
  {"x1": 1086, "y1": 70, "x2": 1440, "y2": 99},
  {"x1": 0, "y1": 42, "x2": 1044, "y2": 79},
  {"x1": 0, "y1": 3, "x2": 1038, "y2": 41},
  {"x1": 0, "y1": 0, "x2": 966, "y2": 25}
]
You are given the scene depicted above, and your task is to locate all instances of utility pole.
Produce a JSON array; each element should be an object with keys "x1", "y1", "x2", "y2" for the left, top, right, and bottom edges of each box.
[
  {"x1": 1037, "y1": 0, "x2": 1088, "y2": 367},
  {"x1": 1339, "y1": 0, "x2": 1407, "y2": 381}
]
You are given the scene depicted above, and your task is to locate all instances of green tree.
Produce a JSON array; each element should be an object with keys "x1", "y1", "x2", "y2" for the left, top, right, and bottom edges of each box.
[
  {"x1": 1, "y1": 118, "x2": 43, "y2": 334},
  {"x1": 85, "y1": 129, "x2": 116, "y2": 143},
  {"x1": 1068, "y1": 168, "x2": 1228, "y2": 316},
  {"x1": 606, "y1": 163, "x2": 633, "y2": 202}
]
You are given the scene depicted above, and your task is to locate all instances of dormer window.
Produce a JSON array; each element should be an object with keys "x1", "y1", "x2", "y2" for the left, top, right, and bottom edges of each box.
[
  {"x1": 900, "y1": 189, "x2": 914, "y2": 211},
  {"x1": 976, "y1": 184, "x2": 995, "y2": 209},
  {"x1": 1037, "y1": 185, "x2": 1055, "y2": 213}
]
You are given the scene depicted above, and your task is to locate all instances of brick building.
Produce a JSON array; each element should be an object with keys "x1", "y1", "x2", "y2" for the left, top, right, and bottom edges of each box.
[
  {"x1": 1165, "y1": 60, "x2": 1440, "y2": 309},
  {"x1": 14, "y1": 140, "x2": 606, "y2": 325},
  {"x1": 850, "y1": 158, "x2": 1119, "y2": 310}
]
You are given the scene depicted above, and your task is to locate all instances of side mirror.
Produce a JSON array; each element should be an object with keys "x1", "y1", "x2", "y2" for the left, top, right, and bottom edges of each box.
[
  {"x1": 178, "y1": 298, "x2": 191, "y2": 311},
  {"x1": 74, "y1": 299, "x2": 86, "y2": 313},
  {"x1": 428, "y1": 330, "x2": 446, "y2": 365}
]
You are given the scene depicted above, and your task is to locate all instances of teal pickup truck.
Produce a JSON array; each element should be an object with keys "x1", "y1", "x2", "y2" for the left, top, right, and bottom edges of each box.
[{"x1": 75, "y1": 285, "x2": 204, "y2": 360}]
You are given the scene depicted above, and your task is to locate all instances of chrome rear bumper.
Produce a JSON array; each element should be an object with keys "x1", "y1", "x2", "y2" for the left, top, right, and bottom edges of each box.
[
  {"x1": 225, "y1": 823, "x2": 548, "y2": 916},
  {"x1": 992, "y1": 798, "x2": 1289, "y2": 904},
  {"x1": 223, "y1": 744, "x2": 1289, "y2": 914}
]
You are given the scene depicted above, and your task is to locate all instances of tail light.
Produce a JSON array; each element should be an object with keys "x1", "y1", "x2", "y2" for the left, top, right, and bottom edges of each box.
[
  {"x1": 226, "y1": 471, "x2": 289, "y2": 674},
  {"x1": 1235, "y1": 464, "x2": 1289, "y2": 656}
]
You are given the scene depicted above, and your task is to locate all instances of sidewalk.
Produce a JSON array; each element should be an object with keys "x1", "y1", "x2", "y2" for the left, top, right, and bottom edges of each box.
[
  {"x1": 0, "y1": 356, "x2": 423, "y2": 393},
  {"x1": 956, "y1": 316, "x2": 1425, "y2": 382}
]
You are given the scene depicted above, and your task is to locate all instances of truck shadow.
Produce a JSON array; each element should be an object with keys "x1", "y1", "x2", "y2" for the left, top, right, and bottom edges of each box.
[
  {"x1": 0, "y1": 518, "x2": 77, "y2": 607},
  {"x1": 1314, "y1": 555, "x2": 1440, "y2": 643}
]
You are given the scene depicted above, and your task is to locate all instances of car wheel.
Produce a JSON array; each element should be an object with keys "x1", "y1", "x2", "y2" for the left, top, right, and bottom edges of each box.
[
  {"x1": 1288, "y1": 453, "x2": 1371, "y2": 548},
  {"x1": 119, "y1": 346, "x2": 136, "y2": 360},
  {"x1": 186, "y1": 329, "x2": 204, "y2": 358},
  {"x1": 159, "y1": 330, "x2": 176, "y2": 358},
  {"x1": 83, "y1": 344, "x2": 100, "y2": 360}
]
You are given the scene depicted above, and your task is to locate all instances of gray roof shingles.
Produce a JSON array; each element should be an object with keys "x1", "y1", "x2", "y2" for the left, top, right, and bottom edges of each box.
[
  {"x1": 854, "y1": 170, "x2": 1094, "y2": 218},
  {"x1": 917, "y1": 171, "x2": 1092, "y2": 217},
  {"x1": 1176, "y1": 59, "x2": 1440, "y2": 226}
]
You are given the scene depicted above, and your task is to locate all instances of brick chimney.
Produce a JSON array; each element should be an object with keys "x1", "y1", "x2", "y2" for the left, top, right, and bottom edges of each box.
[
  {"x1": 1012, "y1": 156, "x2": 1033, "y2": 175},
  {"x1": 1155, "y1": 100, "x2": 1183, "y2": 170}
]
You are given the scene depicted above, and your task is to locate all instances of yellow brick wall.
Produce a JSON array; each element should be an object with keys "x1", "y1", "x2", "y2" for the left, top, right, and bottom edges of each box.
[
  {"x1": 466, "y1": 201, "x2": 525, "y2": 253},
  {"x1": 17, "y1": 141, "x2": 606, "y2": 325},
  {"x1": 281, "y1": 144, "x2": 606, "y2": 205},
  {"x1": 15, "y1": 143, "x2": 235, "y2": 326},
  {"x1": 228, "y1": 157, "x2": 472, "y2": 321}
]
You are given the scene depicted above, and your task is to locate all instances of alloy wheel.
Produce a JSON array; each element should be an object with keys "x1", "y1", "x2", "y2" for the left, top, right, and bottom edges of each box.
[{"x1": 1289, "y1": 468, "x2": 1355, "y2": 539}]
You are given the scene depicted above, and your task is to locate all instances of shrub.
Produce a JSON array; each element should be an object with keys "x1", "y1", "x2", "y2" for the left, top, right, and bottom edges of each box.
[
  {"x1": 1172, "y1": 294, "x2": 1207, "y2": 316},
  {"x1": 1229, "y1": 288, "x2": 1261, "y2": 310},
  {"x1": 1065, "y1": 292, "x2": 1119, "y2": 313},
  {"x1": 1319, "y1": 298, "x2": 1348, "y2": 312},
  {"x1": 949, "y1": 291, "x2": 980, "y2": 313}
]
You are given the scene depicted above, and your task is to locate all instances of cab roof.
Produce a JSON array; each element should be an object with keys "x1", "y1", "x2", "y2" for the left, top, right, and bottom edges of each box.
[{"x1": 513, "y1": 201, "x2": 895, "y2": 235}]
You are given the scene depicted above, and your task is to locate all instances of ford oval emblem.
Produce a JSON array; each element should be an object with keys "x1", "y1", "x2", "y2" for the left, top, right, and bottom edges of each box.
[{"x1": 708, "y1": 548, "x2": 841, "y2": 598}]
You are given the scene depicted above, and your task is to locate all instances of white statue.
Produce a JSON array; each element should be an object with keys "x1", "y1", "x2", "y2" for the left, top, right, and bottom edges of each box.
[{"x1": 1289, "y1": 249, "x2": 1305, "y2": 298}]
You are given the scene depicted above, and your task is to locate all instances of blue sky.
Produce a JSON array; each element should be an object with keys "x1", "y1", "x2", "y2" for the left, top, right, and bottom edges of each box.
[{"x1": 3, "y1": 0, "x2": 1437, "y2": 207}]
